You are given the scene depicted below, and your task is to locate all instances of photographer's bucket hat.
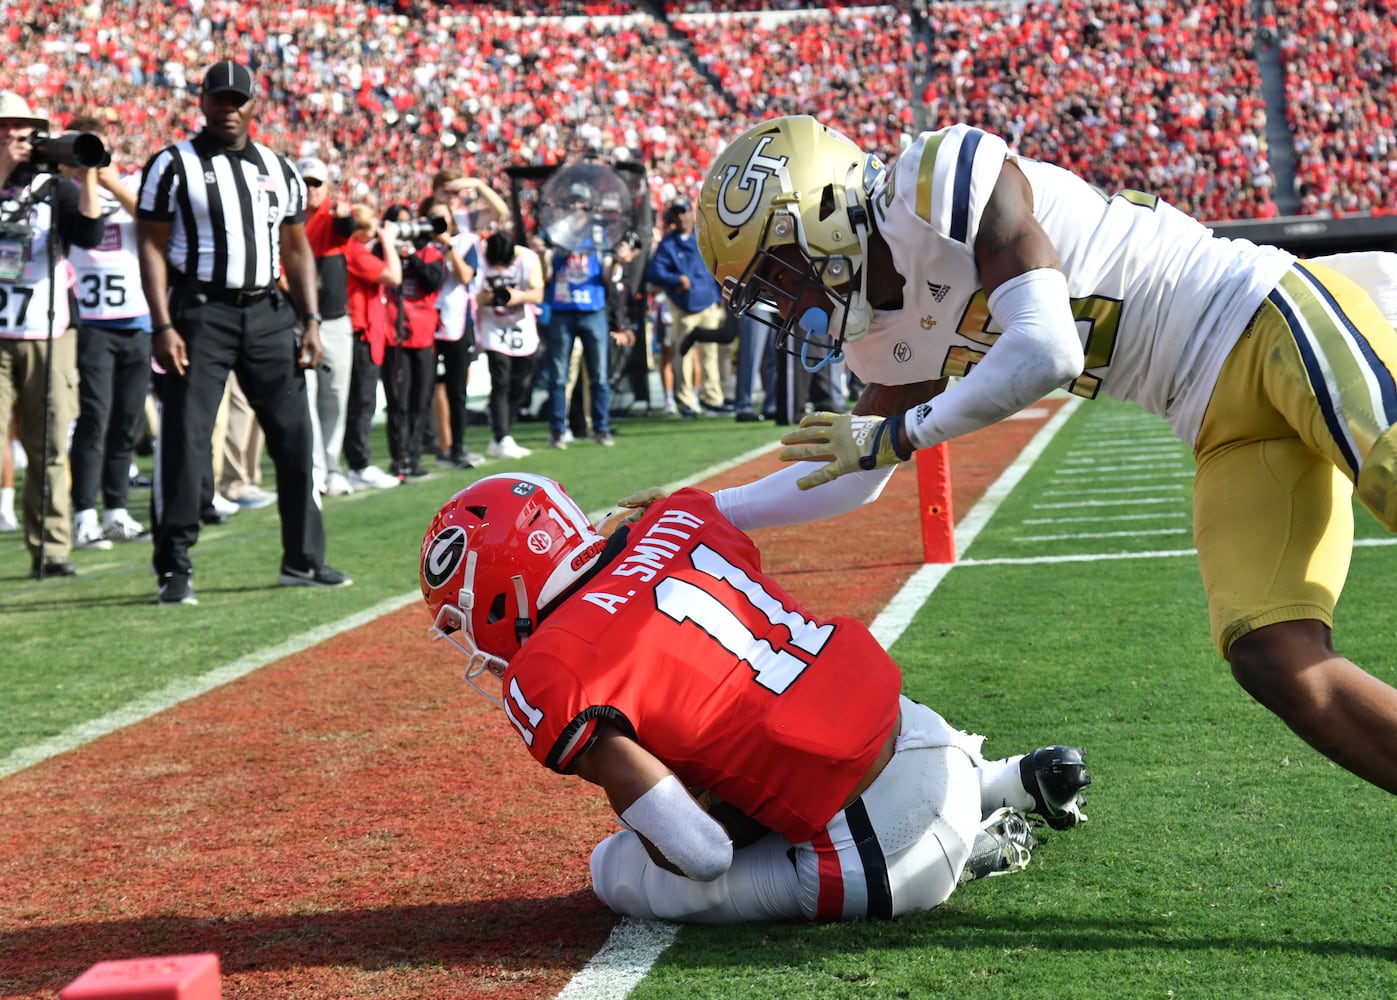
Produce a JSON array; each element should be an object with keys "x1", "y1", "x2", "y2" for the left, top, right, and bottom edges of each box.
[{"x1": 0, "y1": 92, "x2": 49, "y2": 130}]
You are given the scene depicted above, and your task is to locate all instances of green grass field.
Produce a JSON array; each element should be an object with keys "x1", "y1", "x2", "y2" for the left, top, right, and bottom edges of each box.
[{"x1": 5, "y1": 397, "x2": 1396, "y2": 998}]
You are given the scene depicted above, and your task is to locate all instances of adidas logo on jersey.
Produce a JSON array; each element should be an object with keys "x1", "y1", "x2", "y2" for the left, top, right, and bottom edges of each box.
[{"x1": 926, "y1": 281, "x2": 951, "y2": 302}]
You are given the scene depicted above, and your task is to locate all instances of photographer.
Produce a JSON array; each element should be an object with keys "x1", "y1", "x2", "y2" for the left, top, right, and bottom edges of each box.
[
  {"x1": 377, "y1": 203, "x2": 447, "y2": 481},
  {"x1": 64, "y1": 113, "x2": 154, "y2": 549},
  {"x1": 475, "y1": 225, "x2": 544, "y2": 459},
  {"x1": 0, "y1": 93, "x2": 104, "y2": 579}
]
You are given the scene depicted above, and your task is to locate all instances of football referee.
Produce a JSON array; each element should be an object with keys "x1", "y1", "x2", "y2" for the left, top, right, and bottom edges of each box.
[{"x1": 137, "y1": 60, "x2": 350, "y2": 606}]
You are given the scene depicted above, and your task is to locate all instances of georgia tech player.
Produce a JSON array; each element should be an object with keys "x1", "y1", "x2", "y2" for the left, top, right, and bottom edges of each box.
[
  {"x1": 694, "y1": 114, "x2": 1397, "y2": 796},
  {"x1": 420, "y1": 473, "x2": 1091, "y2": 923}
]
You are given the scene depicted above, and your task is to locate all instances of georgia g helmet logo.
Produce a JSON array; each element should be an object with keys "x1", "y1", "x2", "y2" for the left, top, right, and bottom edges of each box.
[
  {"x1": 423, "y1": 524, "x2": 467, "y2": 590},
  {"x1": 715, "y1": 135, "x2": 789, "y2": 228}
]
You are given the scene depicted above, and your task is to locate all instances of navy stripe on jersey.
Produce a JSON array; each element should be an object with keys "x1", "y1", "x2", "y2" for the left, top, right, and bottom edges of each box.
[
  {"x1": 845, "y1": 799, "x2": 892, "y2": 919},
  {"x1": 948, "y1": 129, "x2": 983, "y2": 245}
]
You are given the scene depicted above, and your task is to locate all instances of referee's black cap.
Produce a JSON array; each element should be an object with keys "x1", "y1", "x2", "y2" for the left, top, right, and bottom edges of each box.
[{"x1": 202, "y1": 61, "x2": 255, "y2": 101}]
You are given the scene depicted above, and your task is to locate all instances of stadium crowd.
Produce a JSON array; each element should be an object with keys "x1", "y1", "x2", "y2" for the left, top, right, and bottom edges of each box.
[
  {"x1": 5, "y1": 0, "x2": 1397, "y2": 577},
  {"x1": 2, "y1": 0, "x2": 1392, "y2": 221}
]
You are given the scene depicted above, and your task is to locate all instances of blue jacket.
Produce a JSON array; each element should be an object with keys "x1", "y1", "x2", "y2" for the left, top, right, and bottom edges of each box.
[{"x1": 646, "y1": 229, "x2": 722, "y2": 314}]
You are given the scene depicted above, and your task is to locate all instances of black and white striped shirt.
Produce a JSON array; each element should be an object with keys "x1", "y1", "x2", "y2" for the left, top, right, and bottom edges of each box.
[{"x1": 137, "y1": 132, "x2": 307, "y2": 291}]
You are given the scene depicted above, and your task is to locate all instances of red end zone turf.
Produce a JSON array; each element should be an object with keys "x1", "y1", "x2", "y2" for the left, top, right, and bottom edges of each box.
[{"x1": 0, "y1": 403, "x2": 1062, "y2": 999}]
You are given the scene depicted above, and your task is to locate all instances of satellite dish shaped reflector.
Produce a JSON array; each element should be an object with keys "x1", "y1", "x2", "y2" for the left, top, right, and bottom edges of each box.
[{"x1": 538, "y1": 161, "x2": 633, "y2": 253}]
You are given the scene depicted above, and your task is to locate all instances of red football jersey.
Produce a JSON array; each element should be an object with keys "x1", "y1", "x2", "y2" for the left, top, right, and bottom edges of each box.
[{"x1": 501, "y1": 489, "x2": 902, "y2": 843}]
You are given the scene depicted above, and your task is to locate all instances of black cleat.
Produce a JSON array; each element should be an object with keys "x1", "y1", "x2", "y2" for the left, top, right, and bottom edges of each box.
[{"x1": 1020, "y1": 745, "x2": 1091, "y2": 830}]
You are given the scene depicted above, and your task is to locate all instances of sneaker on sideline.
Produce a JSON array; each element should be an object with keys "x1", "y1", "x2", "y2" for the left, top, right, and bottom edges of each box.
[
  {"x1": 324, "y1": 471, "x2": 354, "y2": 497},
  {"x1": 157, "y1": 572, "x2": 197, "y2": 606},
  {"x1": 348, "y1": 465, "x2": 399, "y2": 490},
  {"x1": 0, "y1": 509, "x2": 17, "y2": 532},
  {"x1": 211, "y1": 493, "x2": 240, "y2": 517},
  {"x1": 549, "y1": 432, "x2": 569, "y2": 450},
  {"x1": 102, "y1": 509, "x2": 149, "y2": 542},
  {"x1": 591, "y1": 431, "x2": 615, "y2": 447},
  {"x1": 487, "y1": 436, "x2": 531, "y2": 460},
  {"x1": 227, "y1": 486, "x2": 277, "y2": 509},
  {"x1": 278, "y1": 564, "x2": 353, "y2": 588},
  {"x1": 74, "y1": 512, "x2": 113, "y2": 550}
]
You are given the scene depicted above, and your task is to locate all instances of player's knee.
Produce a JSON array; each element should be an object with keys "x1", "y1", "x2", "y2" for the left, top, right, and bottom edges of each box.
[
  {"x1": 1229, "y1": 621, "x2": 1335, "y2": 719},
  {"x1": 590, "y1": 832, "x2": 663, "y2": 919}
]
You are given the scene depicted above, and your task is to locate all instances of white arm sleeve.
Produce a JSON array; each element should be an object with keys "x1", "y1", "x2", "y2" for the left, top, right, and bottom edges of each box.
[
  {"x1": 904, "y1": 267, "x2": 1082, "y2": 450},
  {"x1": 620, "y1": 775, "x2": 733, "y2": 882},
  {"x1": 713, "y1": 461, "x2": 898, "y2": 530}
]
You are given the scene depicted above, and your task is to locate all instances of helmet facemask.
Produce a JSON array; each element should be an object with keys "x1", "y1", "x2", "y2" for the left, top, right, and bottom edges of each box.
[
  {"x1": 719, "y1": 160, "x2": 877, "y2": 373},
  {"x1": 426, "y1": 548, "x2": 523, "y2": 707}
]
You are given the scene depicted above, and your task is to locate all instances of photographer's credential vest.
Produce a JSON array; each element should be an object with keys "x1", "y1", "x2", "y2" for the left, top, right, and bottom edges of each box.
[{"x1": 0, "y1": 181, "x2": 72, "y2": 339}]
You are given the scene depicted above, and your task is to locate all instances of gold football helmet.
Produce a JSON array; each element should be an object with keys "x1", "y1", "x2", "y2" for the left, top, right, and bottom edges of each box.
[{"x1": 697, "y1": 116, "x2": 884, "y2": 364}]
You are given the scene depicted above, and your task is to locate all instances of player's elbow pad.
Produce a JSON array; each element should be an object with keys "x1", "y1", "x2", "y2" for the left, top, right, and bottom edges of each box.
[
  {"x1": 620, "y1": 775, "x2": 733, "y2": 882},
  {"x1": 986, "y1": 267, "x2": 1083, "y2": 387},
  {"x1": 905, "y1": 268, "x2": 1081, "y2": 450}
]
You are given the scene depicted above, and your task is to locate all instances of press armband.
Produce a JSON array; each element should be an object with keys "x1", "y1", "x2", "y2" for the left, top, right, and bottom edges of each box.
[
  {"x1": 619, "y1": 775, "x2": 733, "y2": 882},
  {"x1": 905, "y1": 267, "x2": 1082, "y2": 451}
]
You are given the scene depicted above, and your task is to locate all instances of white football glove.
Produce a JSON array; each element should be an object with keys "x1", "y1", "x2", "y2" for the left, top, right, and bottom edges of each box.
[{"x1": 778, "y1": 412, "x2": 913, "y2": 490}]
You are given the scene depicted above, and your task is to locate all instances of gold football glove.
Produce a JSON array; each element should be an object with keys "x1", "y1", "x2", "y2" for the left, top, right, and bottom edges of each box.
[
  {"x1": 595, "y1": 487, "x2": 671, "y2": 537},
  {"x1": 778, "y1": 412, "x2": 913, "y2": 490}
]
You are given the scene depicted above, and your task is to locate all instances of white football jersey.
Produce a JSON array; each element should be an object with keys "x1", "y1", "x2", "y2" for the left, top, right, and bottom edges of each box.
[
  {"x1": 850, "y1": 124, "x2": 1295, "y2": 445},
  {"x1": 67, "y1": 175, "x2": 149, "y2": 322}
]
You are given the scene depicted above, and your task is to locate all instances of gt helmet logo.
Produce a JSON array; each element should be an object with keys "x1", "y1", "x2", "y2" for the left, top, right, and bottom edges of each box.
[
  {"x1": 715, "y1": 136, "x2": 788, "y2": 228},
  {"x1": 423, "y1": 525, "x2": 467, "y2": 589}
]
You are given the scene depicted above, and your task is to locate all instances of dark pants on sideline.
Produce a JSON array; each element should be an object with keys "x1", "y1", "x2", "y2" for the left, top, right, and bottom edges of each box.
[
  {"x1": 486, "y1": 350, "x2": 535, "y2": 442},
  {"x1": 152, "y1": 291, "x2": 324, "y2": 578},
  {"x1": 344, "y1": 332, "x2": 379, "y2": 472},
  {"x1": 381, "y1": 343, "x2": 435, "y2": 473},
  {"x1": 71, "y1": 323, "x2": 152, "y2": 512},
  {"x1": 436, "y1": 335, "x2": 473, "y2": 460}
]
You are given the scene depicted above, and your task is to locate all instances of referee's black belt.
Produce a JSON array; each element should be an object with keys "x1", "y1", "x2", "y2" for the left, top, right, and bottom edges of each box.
[{"x1": 174, "y1": 272, "x2": 276, "y2": 306}]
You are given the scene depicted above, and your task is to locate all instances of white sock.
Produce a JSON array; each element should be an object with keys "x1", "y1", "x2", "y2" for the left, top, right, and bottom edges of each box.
[
  {"x1": 978, "y1": 755, "x2": 1032, "y2": 816},
  {"x1": 103, "y1": 507, "x2": 128, "y2": 529},
  {"x1": 0, "y1": 486, "x2": 13, "y2": 518},
  {"x1": 75, "y1": 507, "x2": 98, "y2": 529}
]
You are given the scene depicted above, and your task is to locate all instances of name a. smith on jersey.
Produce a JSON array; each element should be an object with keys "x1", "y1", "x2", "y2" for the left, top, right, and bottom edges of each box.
[{"x1": 582, "y1": 508, "x2": 706, "y2": 614}]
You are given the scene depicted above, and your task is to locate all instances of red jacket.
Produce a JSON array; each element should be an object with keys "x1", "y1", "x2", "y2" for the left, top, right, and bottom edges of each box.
[
  {"x1": 381, "y1": 244, "x2": 445, "y2": 351},
  {"x1": 344, "y1": 238, "x2": 390, "y2": 364}
]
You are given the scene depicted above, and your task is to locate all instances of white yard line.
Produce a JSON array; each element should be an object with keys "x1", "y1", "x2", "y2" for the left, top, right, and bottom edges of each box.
[{"x1": 0, "y1": 594, "x2": 421, "y2": 779}]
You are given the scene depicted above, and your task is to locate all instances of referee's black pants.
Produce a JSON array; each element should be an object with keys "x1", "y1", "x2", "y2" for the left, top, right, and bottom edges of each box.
[{"x1": 152, "y1": 291, "x2": 325, "y2": 579}]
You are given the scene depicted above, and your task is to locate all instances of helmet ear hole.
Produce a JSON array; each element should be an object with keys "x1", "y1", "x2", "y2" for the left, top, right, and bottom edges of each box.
[
  {"x1": 486, "y1": 592, "x2": 508, "y2": 625},
  {"x1": 818, "y1": 184, "x2": 837, "y2": 220}
]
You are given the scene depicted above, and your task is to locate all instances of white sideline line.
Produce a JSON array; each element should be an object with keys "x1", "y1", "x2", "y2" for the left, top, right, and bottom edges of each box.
[
  {"x1": 0, "y1": 446, "x2": 796, "y2": 783},
  {"x1": 866, "y1": 396, "x2": 1081, "y2": 647},
  {"x1": 0, "y1": 594, "x2": 421, "y2": 780}
]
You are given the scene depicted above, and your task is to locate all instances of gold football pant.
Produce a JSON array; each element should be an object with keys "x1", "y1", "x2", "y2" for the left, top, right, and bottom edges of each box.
[{"x1": 1194, "y1": 259, "x2": 1397, "y2": 655}]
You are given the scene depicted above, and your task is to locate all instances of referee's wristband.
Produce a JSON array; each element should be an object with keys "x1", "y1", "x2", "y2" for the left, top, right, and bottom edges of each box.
[
  {"x1": 153, "y1": 322, "x2": 174, "y2": 334},
  {"x1": 302, "y1": 312, "x2": 322, "y2": 324}
]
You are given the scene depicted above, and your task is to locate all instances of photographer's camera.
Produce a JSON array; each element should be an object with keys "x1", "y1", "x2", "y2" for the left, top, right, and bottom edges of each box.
[
  {"x1": 30, "y1": 132, "x2": 110, "y2": 171},
  {"x1": 387, "y1": 216, "x2": 448, "y2": 242},
  {"x1": 487, "y1": 275, "x2": 514, "y2": 308}
]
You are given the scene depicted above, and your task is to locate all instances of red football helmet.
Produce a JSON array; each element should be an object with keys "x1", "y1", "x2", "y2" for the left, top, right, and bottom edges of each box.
[{"x1": 420, "y1": 473, "x2": 607, "y2": 703}]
